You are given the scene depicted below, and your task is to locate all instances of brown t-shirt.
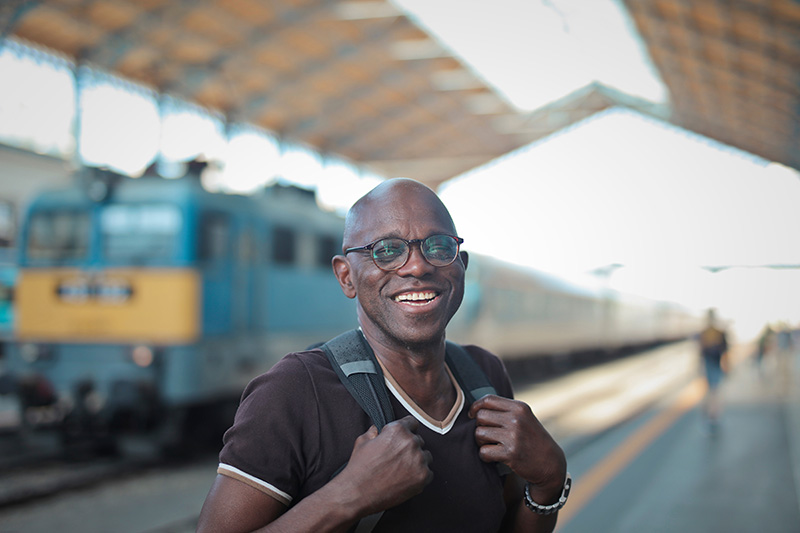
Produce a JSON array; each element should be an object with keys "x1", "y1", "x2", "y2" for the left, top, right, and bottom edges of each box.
[{"x1": 218, "y1": 345, "x2": 515, "y2": 532}]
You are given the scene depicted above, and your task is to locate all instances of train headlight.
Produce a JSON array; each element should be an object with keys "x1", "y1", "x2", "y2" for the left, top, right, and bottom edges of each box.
[
  {"x1": 131, "y1": 345, "x2": 155, "y2": 368},
  {"x1": 20, "y1": 343, "x2": 53, "y2": 363},
  {"x1": 84, "y1": 390, "x2": 105, "y2": 414}
]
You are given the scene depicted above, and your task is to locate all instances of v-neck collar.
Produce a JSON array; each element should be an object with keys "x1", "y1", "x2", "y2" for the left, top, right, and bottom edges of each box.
[{"x1": 377, "y1": 358, "x2": 464, "y2": 435}]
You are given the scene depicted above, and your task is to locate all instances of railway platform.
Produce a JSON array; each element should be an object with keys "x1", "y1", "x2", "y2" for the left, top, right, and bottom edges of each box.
[
  {"x1": 550, "y1": 343, "x2": 800, "y2": 533},
  {"x1": 0, "y1": 340, "x2": 798, "y2": 532}
]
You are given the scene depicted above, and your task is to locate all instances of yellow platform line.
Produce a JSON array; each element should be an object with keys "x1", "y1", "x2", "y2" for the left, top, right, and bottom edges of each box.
[{"x1": 556, "y1": 377, "x2": 707, "y2": 530}]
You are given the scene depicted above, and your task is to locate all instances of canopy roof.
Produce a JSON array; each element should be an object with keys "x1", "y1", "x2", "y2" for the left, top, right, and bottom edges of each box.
[
  {"x1": 3, "y1": 0, "x2": 798, "y2": 188},
  {"x1": 622, "y1": 0, "x2": 800, "y2": 172}
]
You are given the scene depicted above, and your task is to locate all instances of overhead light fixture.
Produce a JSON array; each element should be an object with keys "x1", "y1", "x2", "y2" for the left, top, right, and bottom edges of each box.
[
  {"x1": 430, "y1": 69, "x2": 484, "y2": 91},
  {"x1": 390, "y1": 39, "x2": 447, "y2": 60}
]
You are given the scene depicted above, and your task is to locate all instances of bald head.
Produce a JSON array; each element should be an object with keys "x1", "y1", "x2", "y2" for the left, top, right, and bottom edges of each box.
[
  {"x1": 343, "y1": 178, "x2": 457, "y2": 249},
  {"x1": 333, "y1": 178, "x2": 467, "y2": 348}
]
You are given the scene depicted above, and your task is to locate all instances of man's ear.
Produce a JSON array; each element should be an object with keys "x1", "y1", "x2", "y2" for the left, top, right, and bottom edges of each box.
[
  {"x1": 332, "y1": 255, "x2": 357, "y2": 299},
  {"x1": 459, "y1": 250, "x2": 469, "y2": 271}
]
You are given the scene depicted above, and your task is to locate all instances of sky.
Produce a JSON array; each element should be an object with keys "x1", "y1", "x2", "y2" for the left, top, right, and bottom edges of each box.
[
  {"x1": 389, "y1": 0, "x2": 800, "y2": 336},
  {"x1": 392, "y1": 0, "x2": 667, "y2": 110},
  {"x1": 1, "y1": 0, "x2": 799, "y2": 336}
]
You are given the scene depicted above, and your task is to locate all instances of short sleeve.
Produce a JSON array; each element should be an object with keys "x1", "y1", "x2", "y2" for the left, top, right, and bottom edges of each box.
[{"x1": 217, "y1": 353, "x2": 322, "y2": 505}]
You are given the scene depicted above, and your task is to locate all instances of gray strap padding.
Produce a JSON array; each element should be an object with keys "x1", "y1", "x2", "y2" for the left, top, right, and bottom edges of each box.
[
  {"x1": 321, "y1": 329, "x2": 394, "y2": 431},
  {"x1": 341, "y1": 360, "x2": 377, "y2": 376}
]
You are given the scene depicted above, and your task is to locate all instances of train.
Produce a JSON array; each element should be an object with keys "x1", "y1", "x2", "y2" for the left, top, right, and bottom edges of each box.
[{"x1": 2, "y1": 165, "x2": 702, "y2": 453}]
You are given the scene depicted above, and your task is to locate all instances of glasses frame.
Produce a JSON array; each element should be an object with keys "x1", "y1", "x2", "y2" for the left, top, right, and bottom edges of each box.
[{"x1": 344, "y1": 234, "x2": 464, "y2": 271}]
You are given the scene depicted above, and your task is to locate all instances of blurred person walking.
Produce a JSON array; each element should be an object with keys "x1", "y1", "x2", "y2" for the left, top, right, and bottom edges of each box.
[
  {"x1": 698, "y1": 308, "x2": 729, "y2": 433},
  {"x1": 754, "y1": 324, "x2": 774, "y2": 377}
]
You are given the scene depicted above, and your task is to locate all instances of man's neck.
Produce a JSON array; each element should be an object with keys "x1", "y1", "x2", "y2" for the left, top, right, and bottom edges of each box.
[{"x1": 360, "y1": 327, "x2": 456, "y2": 420}]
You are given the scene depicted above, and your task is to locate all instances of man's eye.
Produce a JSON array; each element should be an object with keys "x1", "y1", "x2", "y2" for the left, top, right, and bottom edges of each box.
[
  {"x1": 374, "y1": 240, "x2": 404, "y2": 258},
  {"x1": 424, "y1": 237, "x2": 454, "y2": 258}
]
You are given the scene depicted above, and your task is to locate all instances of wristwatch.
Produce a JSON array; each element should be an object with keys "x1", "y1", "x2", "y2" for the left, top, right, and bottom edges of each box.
[{"x1": 523, "y1": 473, "x2": 572, "y2": 515}]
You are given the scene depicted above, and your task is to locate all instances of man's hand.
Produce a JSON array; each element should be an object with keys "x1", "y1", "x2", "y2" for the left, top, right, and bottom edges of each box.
[
  {"x1": 469, "y1": 395, "x2": 566, "y2": 492},
  {"x1": 335, "y1": 415, "x2": 433, "y2": 516}
]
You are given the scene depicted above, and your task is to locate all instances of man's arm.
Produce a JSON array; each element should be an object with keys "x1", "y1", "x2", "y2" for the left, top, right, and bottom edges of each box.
[
  {"x1": 197, "y1": 475, "x2": 287, "y2": 532},
  {"x1": 469, "y1": 395, "x2": 568, "y2": 533},
  {"x1": 197, "y1": 416, "x2": 433, "y2": 533}
]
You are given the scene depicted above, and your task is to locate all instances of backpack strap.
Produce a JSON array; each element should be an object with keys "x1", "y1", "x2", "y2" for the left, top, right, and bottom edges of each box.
[
  {"x1": 446, "y1": 341, "x2": 510, "y2": 478},
  {"x1": 445, "y1": 340, "x2": 497, "y2": 403},
  {"x1": 320, "y1": 329, "x2": 394, "y2": 431},
  {"x1": 321, "y1": 329, "x2": 393, "y2": 533}
]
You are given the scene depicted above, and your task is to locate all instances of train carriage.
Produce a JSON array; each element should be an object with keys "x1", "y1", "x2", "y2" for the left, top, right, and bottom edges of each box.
[
  {"x1": 448, "y1": 254, "x2": 703, "y2": 372},
  {"x1": 3, "y1": 167, "x2": 703, "y2": 453}
]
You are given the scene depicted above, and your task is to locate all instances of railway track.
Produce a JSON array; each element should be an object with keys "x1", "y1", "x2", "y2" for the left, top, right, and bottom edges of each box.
[{"x1": 0, "y1": 430, "x2": 197, "y2": 509}]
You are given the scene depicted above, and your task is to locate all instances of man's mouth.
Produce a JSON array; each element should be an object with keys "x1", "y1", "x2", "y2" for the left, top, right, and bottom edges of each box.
[{"x1": 394, "y1": 291, "x2": 439, "y2": 306}]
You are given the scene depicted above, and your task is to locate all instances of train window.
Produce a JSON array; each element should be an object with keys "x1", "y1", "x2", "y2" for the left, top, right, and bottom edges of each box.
[
  {"x1": 199, "y1": 213, "x2": 230, "y2": 261},
  {"x1": 101, "y1": 204, "x2": 182, "y2": 263},
  {"x1": 273, "y1": 226, "x2": 296, "y2": 265},
  {"x1": 316, "y1": 235, "x2": 339, "y2": 268},
  {"x1": 26, "y1": 210, "x2": 90, "y2": 263}
]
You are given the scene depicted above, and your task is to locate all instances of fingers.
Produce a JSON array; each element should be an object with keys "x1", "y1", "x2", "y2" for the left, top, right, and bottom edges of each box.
[
  {"x1": 471, "y1": 398, "x2": 567, "y2": 486},
  {"x1": 475, "y1": 442, "x2": 506, "y2": 464},
  {"x1": 355, "y1": 424, "x2": 379, "y2": 445},
  {"x1": 470, "y1": 395, "x2": 535, "y2": 429},
  {"x1": 340, "y1": 416, "x2": 434, "y2": 515},
  {"x1": 388, "y1": 416, "x2": 428, "y2": 461},
  {"x1": 468, "y1": 394, "x2": 509, "y2": 420},
  {"x1": 387, "y1": 416, "x2": 432, "y2": 476},
  {"x1": 393, "y1": 414, "x2": 420, "y2": 433}
]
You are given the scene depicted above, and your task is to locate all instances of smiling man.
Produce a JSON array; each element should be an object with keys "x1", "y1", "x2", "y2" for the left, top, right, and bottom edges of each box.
[{"x1": 197, "y1": 178, "x2": 568, "y2": 532}]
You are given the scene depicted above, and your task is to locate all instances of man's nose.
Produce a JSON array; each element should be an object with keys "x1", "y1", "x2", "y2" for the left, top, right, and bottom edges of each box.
[{"x1": 397, "y1": 242, "x2": 435, "y2": 275}]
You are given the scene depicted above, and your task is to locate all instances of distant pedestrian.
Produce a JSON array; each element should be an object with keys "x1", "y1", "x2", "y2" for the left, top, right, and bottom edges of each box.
[
  {"x1": 775, "y1": 325, "x2": 794, "y2": 357},
  {"x1": 754, "y1": 324, "x2": 774, "y2": 376},
  {"x1": 698, "y1": 308, "x2": 729, "y2": 433}
]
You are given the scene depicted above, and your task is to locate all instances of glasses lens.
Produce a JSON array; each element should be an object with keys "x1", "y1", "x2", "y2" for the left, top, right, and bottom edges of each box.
[
  {"x1": 422, "y1": 235, "x2": 459, "y2": 266},
  {"x1": 372, "y1": 238, "x2": 409, "y2": 268}
]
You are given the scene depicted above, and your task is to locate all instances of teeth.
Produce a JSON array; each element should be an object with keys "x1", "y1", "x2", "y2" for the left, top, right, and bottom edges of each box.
[{"x1": 395, "y1": 291, "x2": 437, "y2": 303}]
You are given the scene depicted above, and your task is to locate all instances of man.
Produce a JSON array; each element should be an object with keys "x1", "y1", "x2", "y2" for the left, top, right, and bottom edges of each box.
[
  {"x1": 197, "y1": 178, "x2": 568, "y2": 532},
  {"x1": 698, "y1": 308, "x2": 729, "y2": 432}
]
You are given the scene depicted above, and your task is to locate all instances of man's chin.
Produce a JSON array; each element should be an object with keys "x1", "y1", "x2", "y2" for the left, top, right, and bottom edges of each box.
[{"x1": 389, "y1": 322, "x2": 450, "y2": 350}]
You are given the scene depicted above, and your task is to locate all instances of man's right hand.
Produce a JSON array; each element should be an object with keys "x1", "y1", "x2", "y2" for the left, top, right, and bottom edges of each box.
[{"x1": 336, "y1": 415, "x2": 433, "y2": 516}]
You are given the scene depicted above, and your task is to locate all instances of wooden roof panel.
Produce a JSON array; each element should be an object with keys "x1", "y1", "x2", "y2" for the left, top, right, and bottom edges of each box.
[
  {"x1": 214, "y1": 0, "x2": 277, "y2": 26},
  {"x1": 623, "y1": 0, "x2": 800, "y2": 171}
]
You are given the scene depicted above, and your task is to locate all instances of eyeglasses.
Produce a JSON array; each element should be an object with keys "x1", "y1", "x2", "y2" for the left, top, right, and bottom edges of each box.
[{"x1": 344, "y1": 234, "x2": 464, "y2": 271}]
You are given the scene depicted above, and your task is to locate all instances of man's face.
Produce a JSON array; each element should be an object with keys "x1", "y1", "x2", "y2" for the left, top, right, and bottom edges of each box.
[{"x1": 336, "y1": 183, "x2": 466, "y2": 349}]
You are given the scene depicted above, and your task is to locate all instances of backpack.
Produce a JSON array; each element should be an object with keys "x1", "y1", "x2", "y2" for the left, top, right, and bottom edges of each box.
[{"x1": 319, "y1": 328, "x2": 498, "y2": 533}]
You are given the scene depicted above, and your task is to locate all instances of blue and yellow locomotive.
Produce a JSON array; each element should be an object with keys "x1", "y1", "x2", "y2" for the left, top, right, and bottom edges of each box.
[{"x1": 7, "y1": 167, "x2": 355, "y2": 450}]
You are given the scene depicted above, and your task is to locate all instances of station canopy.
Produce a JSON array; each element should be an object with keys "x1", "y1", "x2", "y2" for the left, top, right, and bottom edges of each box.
[{"x1": 3, "y1": 0, "x2": 799, "y2": 189}]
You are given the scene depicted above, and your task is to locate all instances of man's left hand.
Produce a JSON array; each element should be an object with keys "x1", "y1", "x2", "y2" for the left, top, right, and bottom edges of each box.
[{"x1": 468, "y1": 395, "x2": 566, "y2": 490}]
